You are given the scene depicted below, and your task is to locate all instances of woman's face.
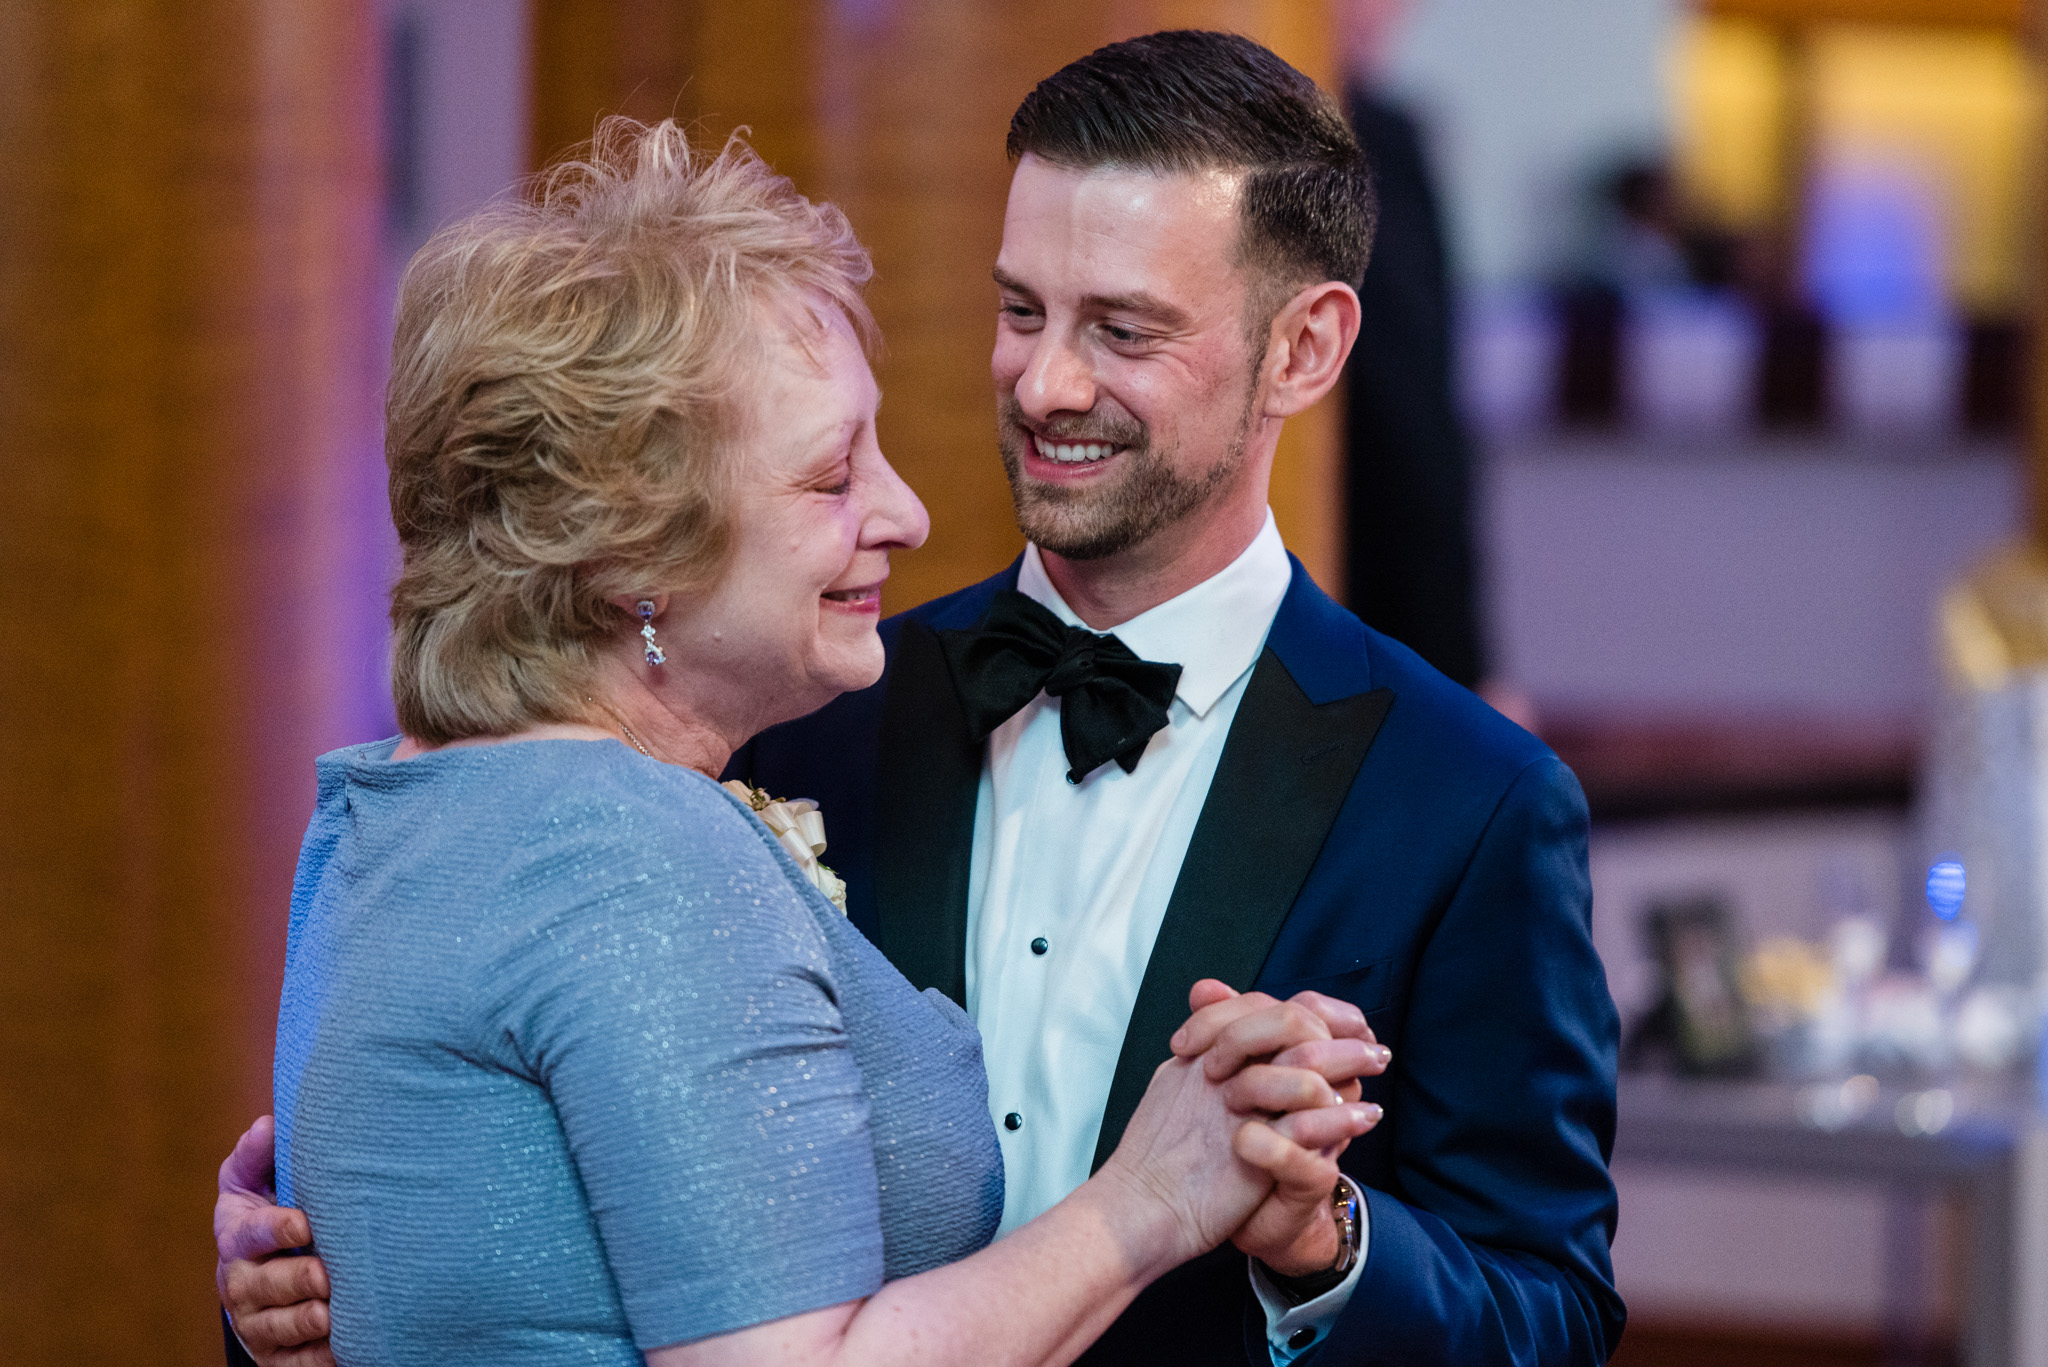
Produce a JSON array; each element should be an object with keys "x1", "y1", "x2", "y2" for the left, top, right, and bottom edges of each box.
[{"x1": 662, "y1": 304, "x2": 928, "y2": 738}]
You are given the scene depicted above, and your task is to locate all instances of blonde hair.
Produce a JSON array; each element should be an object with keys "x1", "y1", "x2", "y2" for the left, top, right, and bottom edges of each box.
[{"x1": 386, "y1": 118, "x2": 876, "y2": 742}]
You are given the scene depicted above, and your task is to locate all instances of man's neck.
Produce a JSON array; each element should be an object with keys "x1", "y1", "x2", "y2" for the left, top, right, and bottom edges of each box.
[{"x1": 1036, "y1": 494, "x2": 1270, "y2": 631}]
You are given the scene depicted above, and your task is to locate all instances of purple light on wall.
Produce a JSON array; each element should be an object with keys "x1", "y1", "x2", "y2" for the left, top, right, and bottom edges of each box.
[
  {"x1": 1802, "y1": 162, "x2": 1947, "y2": 328},
  {"x1": 326, "y1": 0, "x2": 533, "y2": 748},
  {"x1": 832, "y1": 0, "x2": 893, "y2": 35}
]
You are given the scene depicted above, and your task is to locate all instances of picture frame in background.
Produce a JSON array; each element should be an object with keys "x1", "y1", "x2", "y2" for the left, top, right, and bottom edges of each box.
[{"x1": 1645, "y1": 895, "x2": 1759, "y2": 1076}]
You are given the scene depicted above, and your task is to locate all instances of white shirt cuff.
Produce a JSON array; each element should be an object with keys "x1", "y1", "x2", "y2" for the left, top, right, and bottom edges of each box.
[{"x1": 1247, "y1": 1183, "x2": 1369, "y2": 1365}]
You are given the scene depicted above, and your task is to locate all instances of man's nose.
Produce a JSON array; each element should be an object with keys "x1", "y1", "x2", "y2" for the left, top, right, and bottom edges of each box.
[{"x1": 1017, "y1": 333, "x2": 1096, "y2": 421}]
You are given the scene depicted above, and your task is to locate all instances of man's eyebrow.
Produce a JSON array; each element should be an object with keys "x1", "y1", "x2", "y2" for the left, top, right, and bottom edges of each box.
[
  {"x1": 993, "y1": 270, "x2": 1191, "y2": 330},
  {"x1": 992, "y1": 268, "x2": 1038, "y2": 298},
  {"x1": 1082, "y1": 290, "x2": 1190, "y2": 329}
]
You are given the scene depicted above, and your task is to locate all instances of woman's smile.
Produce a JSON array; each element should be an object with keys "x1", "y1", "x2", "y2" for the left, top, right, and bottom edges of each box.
[{"x1": 821, "y1": 579, "x2": 886, "y2": 613}]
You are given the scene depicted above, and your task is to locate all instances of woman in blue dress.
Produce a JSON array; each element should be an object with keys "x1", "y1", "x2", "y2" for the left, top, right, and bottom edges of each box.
[{"x1": 217, "y1": 120, "x2": 1380, "y2": 1366}]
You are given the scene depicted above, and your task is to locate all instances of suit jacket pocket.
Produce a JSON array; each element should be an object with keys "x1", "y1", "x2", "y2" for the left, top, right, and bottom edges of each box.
[{"x1": 1258, "y1": 956, "x2": 1394, "y2": 1014}]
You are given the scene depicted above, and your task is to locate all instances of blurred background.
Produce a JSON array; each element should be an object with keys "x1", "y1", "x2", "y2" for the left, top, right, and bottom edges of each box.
[{"x1": 5, "y1": 1, "x2": 2048, "y2": 1364}]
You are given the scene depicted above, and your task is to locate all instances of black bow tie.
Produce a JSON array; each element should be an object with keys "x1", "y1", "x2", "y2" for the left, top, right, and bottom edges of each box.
[{"x1": 937, "y1": 590, "x2": 1183, "y2": 784}]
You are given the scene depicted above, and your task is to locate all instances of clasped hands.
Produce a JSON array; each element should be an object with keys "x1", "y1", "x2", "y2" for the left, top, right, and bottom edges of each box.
[
  {"x1": 215, "y1": 980, "x2": 1386, "y2": 1367},
  {"x1": 1097, "y1": 979, "x2": 1388, "y2": 1283}
]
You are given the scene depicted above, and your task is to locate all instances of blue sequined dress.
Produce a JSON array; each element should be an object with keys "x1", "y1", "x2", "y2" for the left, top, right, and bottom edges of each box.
[{"x1": 273, "y1": 737, "x2": 1004, "y2": 1364}]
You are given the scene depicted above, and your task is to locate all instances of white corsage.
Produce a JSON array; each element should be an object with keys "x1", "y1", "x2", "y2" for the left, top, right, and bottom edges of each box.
[{"x1": 722, "y1": 781, "x2": 849, "y2": 913}]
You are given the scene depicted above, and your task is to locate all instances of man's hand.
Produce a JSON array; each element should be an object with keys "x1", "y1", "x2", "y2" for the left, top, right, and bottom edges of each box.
[
  {"x1": 1172, "y1": 981, "x2": 1389, "y2": 1277},
  {"x1": 1228, "y1": 1100, "x2": 1374, "y2": 1276},
  {"x1": 215, "y1": 1116, "x2": 335, "y2": 1367}
]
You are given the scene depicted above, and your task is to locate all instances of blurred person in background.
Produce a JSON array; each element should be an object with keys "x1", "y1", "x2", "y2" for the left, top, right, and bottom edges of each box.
[
  {"x1": 1595, "y1": 163, "x2": 1695, "y2": 294},
  {"x1": 210, "y1": 118, "x2": 1381, "y2": 1367},
  {"x1": 219, "y1": 31, "x2": 1622, "y2": 1367},
  {"x1": 1339, "y1": 0, "x2": 1529, "y2": 726}
]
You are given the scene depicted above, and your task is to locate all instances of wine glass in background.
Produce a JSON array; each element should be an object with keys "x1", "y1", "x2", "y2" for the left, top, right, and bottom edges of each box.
[
  {"x1": 1917, "y1": 859, "x2": 1977, "y2": 1074},
  {"x1": 1815, "y1": 858, "x2": 1887, "y2": 1076}
]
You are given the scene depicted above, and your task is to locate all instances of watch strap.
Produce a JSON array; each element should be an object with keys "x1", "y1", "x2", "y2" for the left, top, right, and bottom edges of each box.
[{"x1": 1258, "y1": 1174, "x2": 1364, "y2": 1305}]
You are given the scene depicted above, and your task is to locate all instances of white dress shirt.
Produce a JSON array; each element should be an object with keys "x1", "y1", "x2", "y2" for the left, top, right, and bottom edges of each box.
[{"x1": 963, "y1": 511, "x2": 1362, "y2": 1363}]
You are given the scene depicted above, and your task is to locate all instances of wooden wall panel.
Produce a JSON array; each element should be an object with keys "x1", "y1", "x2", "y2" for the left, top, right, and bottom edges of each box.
[
  {"x1": 529, "y1": 0, "x2": 818, "y2": 191},
  {"x1": 529, "y1": 0, "x2": 697, "y2": 167},
  {"x1": 1702, "y1": 0, "x2": 2027, "y2": 27},
  {"x1": 802, "y1": 1, "x2": 1067, "y2": 612},
  {"x1": 2033, "y1": 0, "x2": 2048, "y2": 546},
  {"x1": 530, "y1": 0, "x2": 1342, "y2": 612},
  {"x1": 0, "y1": 3, "x2": 382, "y2": 1363}
]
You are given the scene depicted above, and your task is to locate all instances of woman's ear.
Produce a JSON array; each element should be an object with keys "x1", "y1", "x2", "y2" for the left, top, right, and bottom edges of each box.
[{"x1": 1260, "y1": 281, "x2": 1361, "y2": 419}]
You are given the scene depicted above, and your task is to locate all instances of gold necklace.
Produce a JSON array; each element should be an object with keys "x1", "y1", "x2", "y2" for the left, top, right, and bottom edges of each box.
[{"x1": 584, "y1": 696, "x2": 652, "y2": 758}]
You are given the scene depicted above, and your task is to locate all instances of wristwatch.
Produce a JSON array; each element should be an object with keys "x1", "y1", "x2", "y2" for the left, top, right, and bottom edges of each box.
[{"x1": 1262, "y1": 1174, "x2": 1364, "y2": 1305}]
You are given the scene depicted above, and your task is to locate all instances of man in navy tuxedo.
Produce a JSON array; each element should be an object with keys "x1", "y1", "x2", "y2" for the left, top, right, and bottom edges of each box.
[
  {"x1": 734, "y1": 33, "x2": 1622, "y2": 1366},
  {"x1": 217, "y1": 30, "x2": 1620, "y2": 1367}
]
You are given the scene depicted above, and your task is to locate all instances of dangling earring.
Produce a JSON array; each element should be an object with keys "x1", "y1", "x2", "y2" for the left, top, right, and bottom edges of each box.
[{"x1": 637, "y1": 600, "x2": 667, "y2": 666}]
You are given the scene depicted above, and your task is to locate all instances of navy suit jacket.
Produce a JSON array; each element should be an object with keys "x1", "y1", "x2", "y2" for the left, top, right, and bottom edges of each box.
[{"x1": 731, "y1": 558, "x2": 1625, "y2": 1367}]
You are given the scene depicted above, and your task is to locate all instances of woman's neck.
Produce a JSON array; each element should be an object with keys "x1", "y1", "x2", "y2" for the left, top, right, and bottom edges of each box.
[
  {"x1": 581, "y1": 653, "x2": 740, "y2": 776},
  {"x1": 391, "y1": 678, "x2": 736, "y2": 778},
  {"x1": 583, "y1": 687, "x2": 732, "y2": 776},
  {"x1": 390, "y1": 722, "x2": 620, "y2": 763}
]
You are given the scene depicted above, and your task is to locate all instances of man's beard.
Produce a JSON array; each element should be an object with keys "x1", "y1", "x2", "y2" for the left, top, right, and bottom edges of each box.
[{"x1": 994, "y1": 390, "x2": 1253, "y2": 561}]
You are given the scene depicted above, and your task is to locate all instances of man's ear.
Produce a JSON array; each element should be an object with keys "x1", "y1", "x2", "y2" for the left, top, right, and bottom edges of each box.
[{"x1": 1259, "y1": 281, "x2": 1361, "y2": 419}]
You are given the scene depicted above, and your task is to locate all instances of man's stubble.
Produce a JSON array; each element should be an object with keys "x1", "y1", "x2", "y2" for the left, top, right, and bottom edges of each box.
[{"x1": 994, "y1": 380, "x2": 1258, "y2": 563}]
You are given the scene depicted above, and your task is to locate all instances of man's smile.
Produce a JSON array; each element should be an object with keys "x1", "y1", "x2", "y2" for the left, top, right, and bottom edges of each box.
[
  {"x1": 1025, "y1": 431, "x2": 1132, "y2": 480},
  {"x1": 1031, "y1": 434, "x2": 1123, "y2": 465}
]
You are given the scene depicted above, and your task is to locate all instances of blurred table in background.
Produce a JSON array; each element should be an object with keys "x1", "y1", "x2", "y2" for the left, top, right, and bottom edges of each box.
[{"x1": 1616, "y1": 1071, "x2": 2048, "y2": 1367}]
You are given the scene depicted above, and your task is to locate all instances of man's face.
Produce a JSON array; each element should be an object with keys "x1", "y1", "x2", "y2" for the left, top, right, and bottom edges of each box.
[{"x1": 991, "y1": 155, "x2": 1266, "y2": 562}]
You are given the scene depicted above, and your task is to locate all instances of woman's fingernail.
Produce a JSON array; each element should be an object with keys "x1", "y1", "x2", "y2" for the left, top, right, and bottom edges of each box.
[
  {"x1": 1170, "y1": 1028, "x2": 1187, "y2": 1049},
  {"x1": 1358, "y1": 1103, "x2": 1383, "y2": 1124},
  {"x1": 1372, "y1": 1045, "x2": 1392, "y2": 1065}
]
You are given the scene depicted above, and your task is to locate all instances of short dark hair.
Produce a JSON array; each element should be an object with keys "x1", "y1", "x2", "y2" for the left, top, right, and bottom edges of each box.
[{"x1": 1007, "y1": 30, "x2": 1376, "y2": 296}]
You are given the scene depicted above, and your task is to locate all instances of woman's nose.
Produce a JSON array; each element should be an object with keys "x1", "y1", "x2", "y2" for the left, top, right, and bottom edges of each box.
[{"x1": 861, "y1": 448, "x2": 930, "y2": 552}]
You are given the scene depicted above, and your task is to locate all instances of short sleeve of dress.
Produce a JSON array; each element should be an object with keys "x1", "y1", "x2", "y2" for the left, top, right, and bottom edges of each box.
[{"x1": 486, "y1": 780, "x2": 885, "y2": 1351}]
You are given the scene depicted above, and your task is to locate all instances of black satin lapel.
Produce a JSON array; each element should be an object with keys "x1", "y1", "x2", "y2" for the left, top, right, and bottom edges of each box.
[
  {"x1": 873, "y1": 619, "x2": 982, "y2": 1005},
  {"x1": 1091, "y1": 651, "x2": 1394, "y2": 1169}
]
